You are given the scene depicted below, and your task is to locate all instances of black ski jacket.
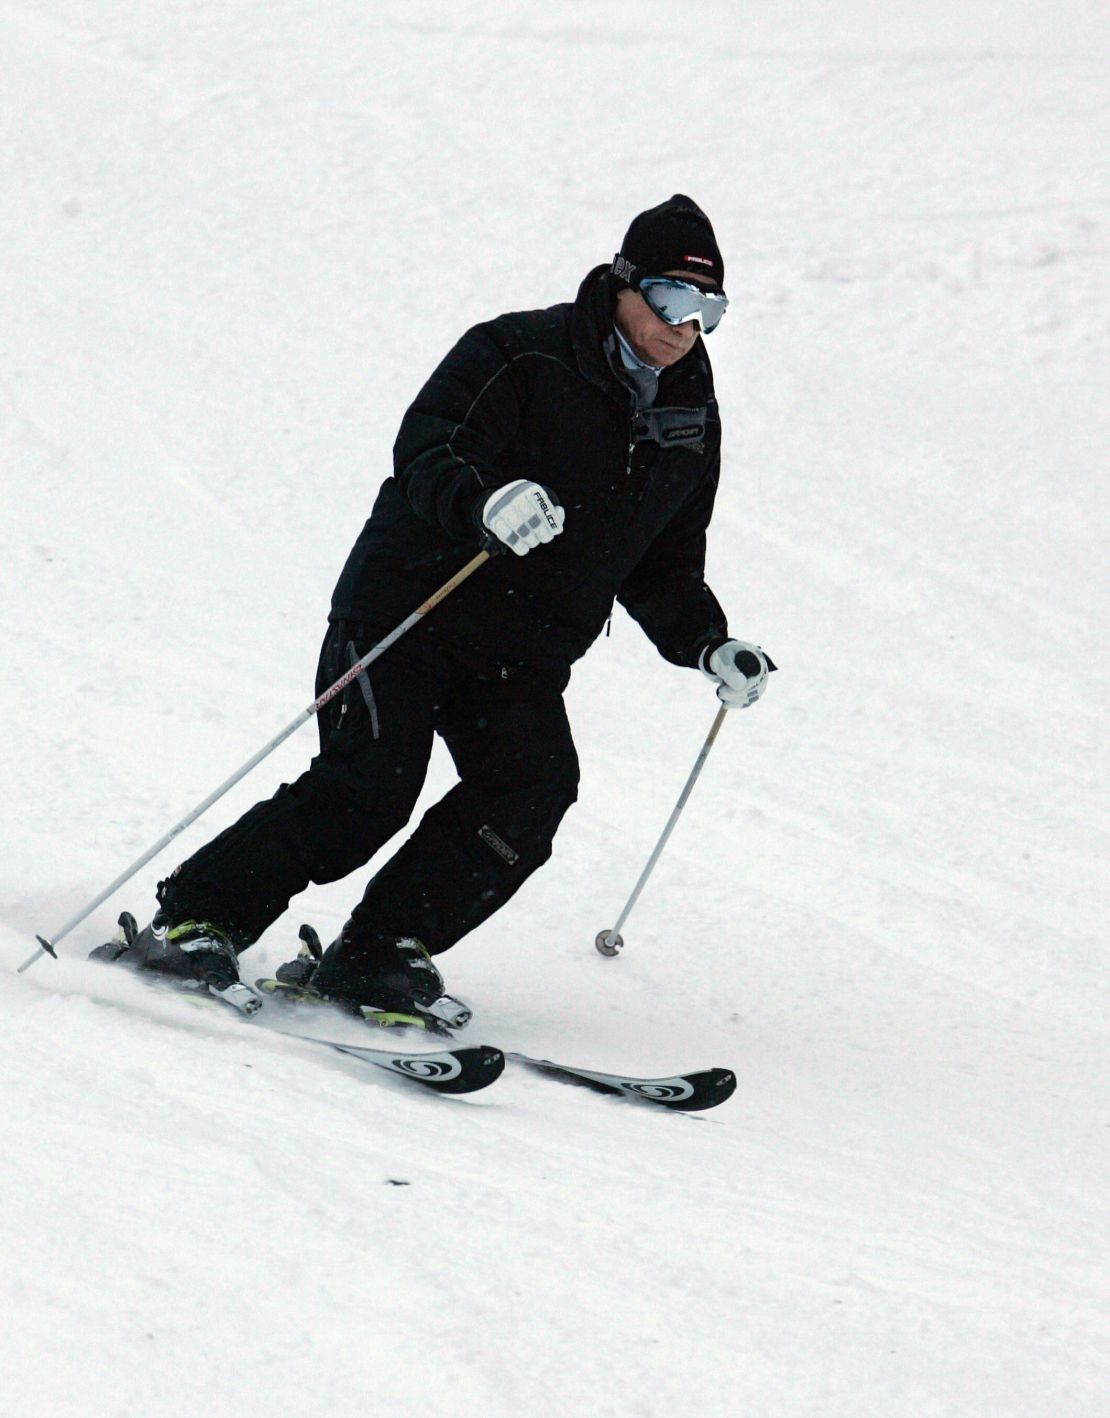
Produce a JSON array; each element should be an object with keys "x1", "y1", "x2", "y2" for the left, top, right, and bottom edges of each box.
[{"x1": 331, "y1": 264, "x2": 729, "y2": 681}]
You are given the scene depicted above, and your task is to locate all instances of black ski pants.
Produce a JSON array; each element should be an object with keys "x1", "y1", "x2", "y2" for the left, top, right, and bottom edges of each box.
[{"x1": 158, "y1": 620, "x2": 580, "y2": 955}]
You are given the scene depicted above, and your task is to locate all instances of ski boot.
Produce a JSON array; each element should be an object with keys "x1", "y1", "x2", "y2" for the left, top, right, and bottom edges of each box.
[
  {"x1": 90, "y1": 911, "x2": 262, "y2": 1016},
  {"x1": 259, "y1": 922, "x2": 471, "y2": 1033}
]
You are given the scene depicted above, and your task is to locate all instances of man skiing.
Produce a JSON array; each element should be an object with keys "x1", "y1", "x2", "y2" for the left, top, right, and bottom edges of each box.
[{"x1": 93, "y1": 194, "x2": 773, "y2": 1028}]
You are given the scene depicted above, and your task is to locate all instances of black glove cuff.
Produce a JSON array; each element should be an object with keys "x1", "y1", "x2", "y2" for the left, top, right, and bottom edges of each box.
[
  {"x1": 698, "y1": 635, "x2": 732, "y2": 673},
  {"x1": 470, "y1": 489, "x2": 491, "y2": 534}
]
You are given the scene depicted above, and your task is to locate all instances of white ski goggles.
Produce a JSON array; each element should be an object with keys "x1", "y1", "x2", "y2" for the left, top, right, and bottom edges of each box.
[{"x1": 640, "y1": 277, "x2": 729, "y2": 334}]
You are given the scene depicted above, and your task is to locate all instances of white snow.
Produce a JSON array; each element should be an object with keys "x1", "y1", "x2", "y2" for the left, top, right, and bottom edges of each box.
[{"x1": 2, "y1": 3, "x2": 1108, "y2": 1415}]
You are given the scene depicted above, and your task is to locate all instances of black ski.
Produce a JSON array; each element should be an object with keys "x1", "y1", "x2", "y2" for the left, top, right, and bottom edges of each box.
[
  {"x1": 86, "y1": 915, "x2": 732, "y2": 1108},
  {"x1": 256, "y1": 927, "x2": 737, "y2": 1110},
  {"x1": 321, "y1": 1038, "x2": 505, "y2": 1094},
  {"x1": 115, "y1": 980, "x2": 504, "y2": 1095},
  {"x1": 167, "y1": 989, "x2": 504, "y2": 1093},
  {"x1": 85, "y1": 917, "x2": 504, "y2": 1096},
  {"x1": 508, "y1": 1052, "x2": 736, "y2": 1112},
  {"x1": 257, "y1": 977, "x2": 734, "y2": 1109},
  {"x1": 257, "y1": 982, "x2": 736, "y2": 1110}
]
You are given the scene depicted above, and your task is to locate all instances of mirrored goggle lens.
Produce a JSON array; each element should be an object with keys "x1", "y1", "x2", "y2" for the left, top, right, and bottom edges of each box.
[{"x1": 640, "y1": 278, "x2": 729, "y2": 333}]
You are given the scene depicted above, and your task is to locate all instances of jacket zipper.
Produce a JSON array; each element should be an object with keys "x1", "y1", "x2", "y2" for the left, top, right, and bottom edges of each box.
[{"x1": 625, "y1": 393, "x2": 640, "y2": 476}]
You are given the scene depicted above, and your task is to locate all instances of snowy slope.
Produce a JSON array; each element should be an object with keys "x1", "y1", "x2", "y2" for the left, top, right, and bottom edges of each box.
[{"x1": 2, "y1": 3, "x2": 1108, "y2": 1415}]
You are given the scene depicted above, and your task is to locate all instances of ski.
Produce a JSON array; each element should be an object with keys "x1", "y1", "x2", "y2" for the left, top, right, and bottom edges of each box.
[
  {"x1": 85, "y1": 915, "x2": 733, "y2": 1108},
  {"x1": 120, "y1": 979, "x2": 504, "y2": 1093},
  {"x1": 256, "y1": 976, "x2": 734, "y2": 1108},
  {"x1": 507, "y1": 1052, "x2": 737, "y2": 1112},
  {"x1": 168, "y1": 989, "x2": 504, "y2": 1093},
  {"x1": 149, "y1": 985, "x2": 731, "y2": 1108},
  {"x1": 320, "y1": 1038, "x2": 505, "y2": 1094},
  {"x1": 258, "y1": 984, "x2": 736, "y2": 1110},
  {"x1": 112, "y1": 979, "x2": 505, "y2": 1095},
  {"x1": 84, "y1": 917, "x2": 504, "y2": 1095},
  {"x1": 110, "y1": 978, "x2": 732, "y2": 1108}
]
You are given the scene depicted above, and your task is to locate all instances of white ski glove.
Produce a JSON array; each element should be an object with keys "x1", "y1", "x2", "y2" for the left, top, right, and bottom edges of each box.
[
  {"x1": 481, "y1": 479, "x2": 565, "y2": 557},
  {"x1": 701, "y1": 640, "x2": 770, "y2": 709}
]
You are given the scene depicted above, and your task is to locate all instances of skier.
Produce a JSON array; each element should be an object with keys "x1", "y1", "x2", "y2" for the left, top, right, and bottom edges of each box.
[{"x1": 93, "y1": 194, "x2": 774, "y2": 1027}]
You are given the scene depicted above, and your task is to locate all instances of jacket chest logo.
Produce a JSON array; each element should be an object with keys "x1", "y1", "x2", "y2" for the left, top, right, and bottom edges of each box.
[
  {"x1": 662, "y1": 423, "x2": 704, "y2": 445},
  {"x1": 632, "y1": 405, "x2": 708, "y2": 451}
]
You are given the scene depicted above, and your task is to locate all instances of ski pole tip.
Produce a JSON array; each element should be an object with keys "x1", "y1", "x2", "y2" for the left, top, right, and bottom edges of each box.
[
  {"x1": 595, "y1": 929, "x2": 623, "y2": 958},
  {"x1": 15, "y1": 935, "x2": 56, "y2": 974}
]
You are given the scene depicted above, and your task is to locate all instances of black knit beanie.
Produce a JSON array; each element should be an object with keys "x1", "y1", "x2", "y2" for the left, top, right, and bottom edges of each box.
[{"x1": 611, "y1": 194, "x2": 724, "y2": 291}]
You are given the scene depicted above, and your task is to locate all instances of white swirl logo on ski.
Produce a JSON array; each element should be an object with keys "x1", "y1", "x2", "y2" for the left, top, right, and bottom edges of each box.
[
  {"x1": 389, "y1": 1055, "x2": 462, "y2": 1081},
  {"x1": 624, "y1": 1080, "x2": 694, "y2": 1101}
]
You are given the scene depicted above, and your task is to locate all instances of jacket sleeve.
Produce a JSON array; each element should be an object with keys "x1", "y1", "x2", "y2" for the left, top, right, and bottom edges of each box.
[
  {"x1": 391, "y1": 323, "x2": 525, "y2": 542},
  {"x1": 616, "y1": 430, "x2": 730, "y2": 669}
]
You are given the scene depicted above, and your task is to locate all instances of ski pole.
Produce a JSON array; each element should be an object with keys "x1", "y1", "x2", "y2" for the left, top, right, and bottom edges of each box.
[
  {"x1": 17, "y1": 547, "x2": 494, "y2": 975},
  {"x1": 595, "y1": 704, "x2": 728, "y2": 957}
]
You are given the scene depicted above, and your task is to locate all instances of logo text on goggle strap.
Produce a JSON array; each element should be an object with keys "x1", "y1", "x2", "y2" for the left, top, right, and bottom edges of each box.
[
  {"x1": 684, "y1": 254, "x2": 714, "y2": 268},
  {"x1": 478, "y1": 825, "x2": 519, "y2": 865},
  {"x1": 612, "y1": 254, "x2": 637, "y2": 282}
]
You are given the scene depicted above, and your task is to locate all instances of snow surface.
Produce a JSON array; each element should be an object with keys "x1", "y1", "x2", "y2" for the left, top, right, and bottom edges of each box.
[{"x1": 2, "y1": 3, "x2": 1108, "y2": 1415}]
